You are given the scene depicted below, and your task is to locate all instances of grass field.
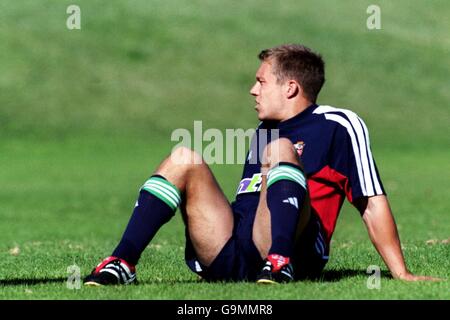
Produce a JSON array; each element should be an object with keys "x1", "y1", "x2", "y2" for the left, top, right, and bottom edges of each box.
[{"x1": 0, "y1": 0, "x2": 449, "y2": 299}]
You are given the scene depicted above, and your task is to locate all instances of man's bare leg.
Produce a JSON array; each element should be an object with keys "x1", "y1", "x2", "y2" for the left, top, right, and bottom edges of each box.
[
  {"x1": 84, "y1": 146, "x2": 234, "y2": 286},
  {"x1": 252, "y1": 138, "x2": 310, "y2": 259},
  {"x1": 155, "y1": 147, "x2": 234, "y2": 266}
]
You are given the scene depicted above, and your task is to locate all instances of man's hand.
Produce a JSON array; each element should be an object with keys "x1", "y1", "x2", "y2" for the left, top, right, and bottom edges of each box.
[
  {"x1": 360, "y1": 195, "x2": 442, "y2": 282},
  {"x1": 395, "y1": 272, "x2": 442, "y2": 282}
]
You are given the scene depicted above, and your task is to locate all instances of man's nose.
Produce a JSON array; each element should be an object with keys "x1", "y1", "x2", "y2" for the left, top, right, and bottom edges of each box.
[{"x1": 250, "y1": 83, "x2": 259, "y2": 96}]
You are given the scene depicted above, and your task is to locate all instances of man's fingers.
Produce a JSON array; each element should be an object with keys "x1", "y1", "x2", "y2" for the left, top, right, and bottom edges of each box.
[
  {"x1": 420, "y1": 276, "x2": 444, "y2": 282},
  {"x1": 400, "y1": 274, "x2": 444, "y2": 282}
]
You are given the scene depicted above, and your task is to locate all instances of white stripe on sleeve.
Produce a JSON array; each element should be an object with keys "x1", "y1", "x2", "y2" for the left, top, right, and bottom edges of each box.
[{"x1": 314, "y1": 105, "x2": 383, "y2": 196}]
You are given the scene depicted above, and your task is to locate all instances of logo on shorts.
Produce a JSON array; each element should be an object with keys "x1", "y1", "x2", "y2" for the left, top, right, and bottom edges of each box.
[
  {"x1": 236, "y1": 173, "x2": 262, "y2": 194},
  {"x1": 294, "y1": 141, "x2": 305, "y2": 157},
  {"x1": 283, "y1": 197, "x2": 299, "y2": 209}
]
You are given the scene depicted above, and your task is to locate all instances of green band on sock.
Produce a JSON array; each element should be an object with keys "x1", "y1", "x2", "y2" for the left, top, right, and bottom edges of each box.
[
  {"x1": 141, "y1": 177, "x2": 181, "y2": 210},
  {"x1": 267, "y1": 165, "x2": 307, "y2": 189}
]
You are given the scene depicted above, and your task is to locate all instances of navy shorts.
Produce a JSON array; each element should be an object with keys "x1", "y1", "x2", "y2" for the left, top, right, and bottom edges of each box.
[{"x1": 185, "y1": 205, "x2": 329, "y2": 282}]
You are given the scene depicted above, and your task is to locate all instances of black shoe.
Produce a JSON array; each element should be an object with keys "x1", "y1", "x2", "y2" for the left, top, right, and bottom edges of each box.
[
  {"x1": 256, "y1": 254, "x2": 294, "y2": 284},
  {"x1": 84, "y1": 256, "x2": 137, "y2": 286}
]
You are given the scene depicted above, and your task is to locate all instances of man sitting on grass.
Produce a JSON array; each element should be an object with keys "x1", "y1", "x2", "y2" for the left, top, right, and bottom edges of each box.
[{"x1": 84, "y1": 44, "x2": 439, "y2": 285}]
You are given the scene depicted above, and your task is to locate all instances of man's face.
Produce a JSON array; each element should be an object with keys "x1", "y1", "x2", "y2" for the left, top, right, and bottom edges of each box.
[{"x1": 250, "y1": 61, "x2": 285, "y2": 121}]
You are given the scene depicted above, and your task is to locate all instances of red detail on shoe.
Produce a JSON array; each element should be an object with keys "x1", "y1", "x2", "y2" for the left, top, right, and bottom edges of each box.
[
  {"x1": 94, "y1": 256, "x2": 135, "y2": 273},
  {"x1": 119, "y1": 258, "x2": 136, "y2": 273},
  {"x1": 267, "y1": 254, "x2": 290, "y2": 272}
]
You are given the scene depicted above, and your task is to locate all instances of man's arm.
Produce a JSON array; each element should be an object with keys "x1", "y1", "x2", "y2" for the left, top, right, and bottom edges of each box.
[{"x1": 358, "y1": 195, "x2": 441, "y2": 281}]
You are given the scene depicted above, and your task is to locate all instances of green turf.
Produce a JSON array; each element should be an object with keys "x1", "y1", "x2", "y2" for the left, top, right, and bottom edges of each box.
[{"x1": 0, "y1": 0, "x2": 449, "y2": 299}]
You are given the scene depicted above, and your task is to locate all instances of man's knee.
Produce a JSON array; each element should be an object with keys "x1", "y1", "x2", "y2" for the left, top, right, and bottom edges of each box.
[
  {"x1": 170, "y1": 146, "x2": 204, "y2": 166},
  {"x1": 262, "y1": 138, "x2": 300, "y2": 168},
  {"x1": 156, "y1": 147, "x2": 205, "y2": 191}
]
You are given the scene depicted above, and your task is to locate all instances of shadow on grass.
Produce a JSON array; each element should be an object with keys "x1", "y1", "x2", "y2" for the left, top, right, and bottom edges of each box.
[
  {"x1": 136, "y1": 279, "x2": 204, "y2": 285},
  {"x1": 0, "y1": 277, "x2": 67, "y2": 286},
  {"x1": 0, "y1": 270, "x2": 393, "y2": 286},
  {"x1": 137, "y1": 270, "x2": 393, "y2": 284},
  {"x1": 317, "y1": 269, "x2": 391, "y2": 282},
  {"x1": 0, "y1": 277, "x2": 201, "y2": 287},
  {"x1": 138, "y1": 270, "x2": 393, "y2": 284}
]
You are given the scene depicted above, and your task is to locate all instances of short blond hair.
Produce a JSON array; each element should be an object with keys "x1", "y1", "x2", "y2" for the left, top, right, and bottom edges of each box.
[{"x1": 258, "y1": 44, "x2": 325, "y2": 103}]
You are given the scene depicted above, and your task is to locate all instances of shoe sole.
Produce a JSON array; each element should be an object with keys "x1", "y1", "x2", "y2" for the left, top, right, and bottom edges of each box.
[
  {"x1": 84, "y1": 281, "x2": 103, "y2": 287},
  {"x1": 256, "y1": 279, "x2": 279, "y2": 285}
]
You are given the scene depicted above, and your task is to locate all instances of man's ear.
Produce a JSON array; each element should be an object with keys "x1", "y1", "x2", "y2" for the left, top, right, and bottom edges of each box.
[{"x1": 286, "y1": 80, "x2": 300, "y2": 99}]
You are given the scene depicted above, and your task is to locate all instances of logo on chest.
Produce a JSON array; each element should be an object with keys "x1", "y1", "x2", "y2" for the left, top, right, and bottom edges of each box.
[{"x1": 294, "y1": 141, "x2": 306, "y2": 157}]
